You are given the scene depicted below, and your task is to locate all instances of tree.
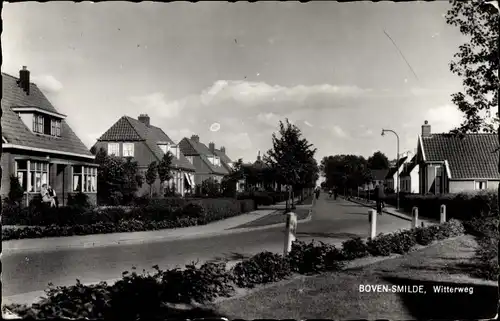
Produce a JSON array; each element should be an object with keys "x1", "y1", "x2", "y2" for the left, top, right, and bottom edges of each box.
[
  {"x1": 200, "y1": 177, "x2": 221, "y2": 197},
  {"x1": 122, "y1": 157, "x2": 143, "y2": 204},
  {"x1": 321, "y1": 154, "x2": 371, "y2": 194},
  {"x1": 145, "y1": 161, "x2": 158, "y2": 197},
  {"x1": 7, "y1": 175, "x2": 25, "y2": 205},
  {"x1": 222, "y1": 158, "x2": 244, "y2": 197},
  {"x1": 95, "y1": 148, "x2": 125, "y2": 205},
  {"x1": 446, "y1": 0, "x2": 499, "y2": 134},
  {"x1": 157, "y1": 151, "x2": 174, "y2": 197},
  {"x1": 367, "y1": 151, "x2": 390, "y2": 170},
  {"x1": 265, "y1": 119, "x2": 318, "y2": 209}
]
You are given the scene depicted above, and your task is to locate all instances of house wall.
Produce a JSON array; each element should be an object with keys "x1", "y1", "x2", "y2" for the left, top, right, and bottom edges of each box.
[
  {"x1": 449, "y1": 180, "x2": 499, "y2": 193},
  {"x1": 1, "y1": 149, "x2": 97, "y2": 206},
  {"x1": 94, "y1": 141, "x2": 156, "y2": 167},
  {"x1": 192, "y1": 155, "x2": 223, "y2": 185},
  {"x1": 409, "y1": 167, "x2": 419, "y2": 193}
]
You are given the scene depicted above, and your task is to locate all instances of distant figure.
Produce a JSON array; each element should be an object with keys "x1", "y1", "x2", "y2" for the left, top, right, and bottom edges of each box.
[
  {"x1": 333, "y1": 186, "x2": 338, "y2": 200},
  {"x1": 41, "y1": 184, "x2": 56, "y2": 207},
  {"x1": 328, "y1": 188, "x2": 333, "y2": 198},
  {"x1": 315, "y1": 186, "x2": 320, "y2": 199},
  {"x1": 374, "y1": 184, "x2": 385, "y2": 214},
  {"x1": 47, "y1": 185, "x2": 59, "y2": 207}
]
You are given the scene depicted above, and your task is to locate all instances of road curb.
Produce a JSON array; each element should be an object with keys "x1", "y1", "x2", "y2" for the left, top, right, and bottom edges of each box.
[{"x1": 341, "y1": 197, "x2": 439, "y2": 224}]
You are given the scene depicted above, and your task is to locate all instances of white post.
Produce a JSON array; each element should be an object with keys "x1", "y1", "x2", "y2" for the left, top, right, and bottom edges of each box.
[
  {"x1": 368, "y1": 209, "x2": 377, "y2": 238},
  {"x1": 284, "y1": 212, "x2": 297, "y2": 255},
  {"x1": 440, "y1": 204, "x2": 446, "y2": 224},
  {"x1": 412, "y1": 207, "x2": 419, "y2": 228}
]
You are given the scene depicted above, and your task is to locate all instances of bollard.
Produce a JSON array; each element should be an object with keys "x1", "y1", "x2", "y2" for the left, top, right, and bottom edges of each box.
[
  {"x1": 369, "y1": 209, "x2": 377, "y2": 239},
  {"x1": 440, "y1": 204, "x2": 446, "y2": 224},
  {"x1": 412, "y1": 207, "x2": 419, "y2": 228},
  {"x1": 284, "y1": 212, "x2": 298, "y2": 255}
]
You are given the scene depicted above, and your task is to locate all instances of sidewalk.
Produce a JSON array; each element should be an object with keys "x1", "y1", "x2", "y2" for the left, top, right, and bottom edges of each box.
[
  {"x1": 2, "y1": 209, "x2": 276, "y2": 254},
  {"x1": 341, "y1": 196, "x2": 439, "y2": 226}
]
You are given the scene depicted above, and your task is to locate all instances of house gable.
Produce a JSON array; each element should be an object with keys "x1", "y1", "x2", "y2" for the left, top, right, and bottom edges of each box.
[
  {"x1": 179, "y1": 137, "x2": 228, "y2": 175},
  {"x1": 2, "y1": 72, "x2": 93, "y2": 159}
]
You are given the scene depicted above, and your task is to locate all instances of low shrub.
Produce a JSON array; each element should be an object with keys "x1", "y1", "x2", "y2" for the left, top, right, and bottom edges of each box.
[
  {"x1": 232, "y1": 251, "x2": 292, "y2": 288},
  {"x1": 341, "y1": 237, "x2": 369, "y2": 260},
  {"x1": 288, "y1": 240, "x2": 345, "y2": 274},
  {"x1": 158, "y1": 262, "x2": 234, "y2": 304},
  {"x1": 474, "y1": 236, "x2": 499, "y2": 281},
  {"x1": 391, "y1": 229, "x2": 417, "y2": 254},
  {"x1": 414, "y1": 226, "x2": 435, "y2": 245},
  {"x1": 367, "y1": 234, "x2": 396, "y2": 256}
]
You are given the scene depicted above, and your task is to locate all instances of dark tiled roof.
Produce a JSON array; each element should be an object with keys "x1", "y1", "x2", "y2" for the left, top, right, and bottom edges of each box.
[
  {"x1": 420, "y1": 133, "x2": 500, "y2": 179},
  {"x1": 1, "y1": 72, "x2": 93, "y2": 157},
  {"x1": 370, "y1": 169, "x2": 389, "y2": 181},
  {"x1": 179, "y1": 138, "x2": 229, "y2": 175},
  {"x1": 400, "y1": 155, "x2": 418, "y2": 177},
  {"x1": 385, "y1": 156, "x2": 408, "y2": 179},
  {"x1": 214, "y1": 149, "x2": 232, "y2": 165},
  {"x1": 98, "y1": 116, "x2": 195, "y2": 171}
]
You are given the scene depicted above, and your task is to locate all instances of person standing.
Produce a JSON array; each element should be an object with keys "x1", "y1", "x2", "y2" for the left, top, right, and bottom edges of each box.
[
  {"x1": 315, "y1": 186, "x2": 320, "y2": 199},
  {"x1": 374, "y1": 183, "x2": 385, "y2": 215}
]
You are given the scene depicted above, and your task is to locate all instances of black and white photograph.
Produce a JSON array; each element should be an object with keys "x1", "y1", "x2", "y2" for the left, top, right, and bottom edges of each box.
[{"x1": 1, "y1": 1, "x2": 498, "y2": 320}]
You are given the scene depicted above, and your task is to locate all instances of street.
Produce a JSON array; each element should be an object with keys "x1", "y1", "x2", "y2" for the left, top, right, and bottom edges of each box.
[{"x1": 3, "y1": 195, "x2": 413, "y2": 303}]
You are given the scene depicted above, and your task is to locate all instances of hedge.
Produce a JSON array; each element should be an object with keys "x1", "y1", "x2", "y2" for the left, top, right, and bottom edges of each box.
[
  {"x1": 374, "y1": 190, "x2": 497, "y2": 221},
  {"x1": 3, "y1": 219, "x2": 468, "y2": 320},
  {"x1": 2, "y1": 198, "x2": 255, "y2": 241}
]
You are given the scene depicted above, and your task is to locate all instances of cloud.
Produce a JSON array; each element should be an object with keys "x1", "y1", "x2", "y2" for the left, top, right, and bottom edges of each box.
[
  {"x1": 304, "y1": 120, "x2": 313, "y2": 127},
  {"x1": 328, "y1": 125, "x2": 348, "y2": 138},
  {"x1": 129, "y1": 92, "x2": 182, "y2": 118},
  {"x1": 424, "y1": 104, "x2": 464, "y2": 132},
  {"x1": 32, "y1": 75, "x2": 63, "y2": 93}
]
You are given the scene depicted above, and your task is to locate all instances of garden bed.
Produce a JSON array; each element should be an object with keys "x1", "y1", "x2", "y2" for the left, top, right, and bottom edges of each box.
[{"x1": 3, "y1": 219, "x2": 469, "y2": 320}]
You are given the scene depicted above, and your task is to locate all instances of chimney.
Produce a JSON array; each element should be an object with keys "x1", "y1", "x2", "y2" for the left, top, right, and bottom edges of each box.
[
  {"x1": 191, "y1": 135, "x2": 200, "y2": 143},
  {"x1": 18, "y1": 66, "x2": 30, "y2": 95},
  {"x1": 421, "y1": 120, "x2": 431, "y2": 137},
  {"x1": 257, "y1": 150, "x2": 261, "y2": 161},
  {"x1": 220, "y1": 146, "x2": 226, "y2": 154},
  {"x1": 138, "y1": 114, "x2": 150, "y2": 127},
  {"x1": 209, "y1": 142, "x2": 215, "y2": 153}
]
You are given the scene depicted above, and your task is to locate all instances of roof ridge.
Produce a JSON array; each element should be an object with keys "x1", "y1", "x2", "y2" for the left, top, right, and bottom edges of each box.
[{"x1": 124, "y1": 116, "x2": 148, "y2": 140}]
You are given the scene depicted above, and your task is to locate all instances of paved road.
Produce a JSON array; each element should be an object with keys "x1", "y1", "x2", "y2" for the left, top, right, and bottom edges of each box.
[{"x1": 3, "y1": 194, "x2": 412, "y2": 303}]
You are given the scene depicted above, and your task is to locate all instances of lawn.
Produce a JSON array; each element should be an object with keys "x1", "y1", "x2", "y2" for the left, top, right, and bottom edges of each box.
[
  {"x1": 231, "y1": 208, "x2": 310, "y2": 229},
  {"x1": 212, "y1": 235, "x2": 498, "y2": 320}
]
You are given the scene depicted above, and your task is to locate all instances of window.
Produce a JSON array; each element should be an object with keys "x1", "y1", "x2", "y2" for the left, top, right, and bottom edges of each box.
[
  {"x1": 108, "y1": 143, "x2": 120, "y2": 156},
  {"x1": 208, "y1": 155, "x2": 215, "y2": 165},
  {"x1": 32, "y1": 115, "x2": 44, "y2": 134},
  {"x1": 16, "y1": 160, "x2": 28, "y2": 191},
  {"x1": 475, "y1": 181, "x2": 487, "y2": 190},
  {"x1": 435, "y1": 166, "x2": 442, "y2": 194},
  {"x1": 25, "y1": 161, "x2": 49, "y2": 192},
  {"x1": 51, "y1": 119, "x2": 62, "y2": 137},
  {"x1": 186, "y1": 156, "x2": 194, "y2": 164},
  {"x1": 123, "y1": 143, "x2": 134, "y2": 157},
  {"x1": 214, "y1": 156, "x2": 221, "y2": 166},
  {"x1": 73, "y1": 165, "x2": 97, "y2": 192}
]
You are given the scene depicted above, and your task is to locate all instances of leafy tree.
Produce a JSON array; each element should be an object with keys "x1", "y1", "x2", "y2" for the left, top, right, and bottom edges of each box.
[
  {"x1": 265, "y1": 119, "x2": 318, "y2": 209},
  {"x1": 200, "y1": 177, "x2": 221, "y2": 197},
  {"x1": 222, "y1": 158, "x2": 244, "y2": 197},
  {"x1": 157, "y1": 151, "x2": 174, "y2": 197},
  {"x1": 95, "y1": 148, "x2": 125, "y2": 205},
  {"x1": 122, "y1": 157, "x2": 143, "y2": 204},
  {"x1": 367, "y1": 151, "x2": 390, "y2": 170},
  {"x1": 145, "y1": 161, "x2": 158, "y2": 197},
  {"x1": 7, "y1": 175, "x2": 25, "y2": 205},
  {"x1": 321, "y1": 154, "x2": 371, "y2": 193},
  {"x1": 446, "y1": 0, "x2": 499, "y2": 133}
]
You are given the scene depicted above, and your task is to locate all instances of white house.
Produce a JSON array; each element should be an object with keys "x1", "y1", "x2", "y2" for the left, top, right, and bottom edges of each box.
[
  {"x1": 384, "y1": 156, "x2": 408, "y2": 192},
  {"x1": 400, "y1": 155, "x2": 419, "y2": 193}
]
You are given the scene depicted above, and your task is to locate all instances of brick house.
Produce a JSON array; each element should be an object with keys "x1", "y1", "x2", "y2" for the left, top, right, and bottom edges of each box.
[
  {"x1": 416, "y1": 120, "x2": 500, "y2": 194},
  {"x1": 212, "y1": 145, "x2": 233, "y2": 172},
  {"x1": 93, "y1": 114, "x2": 196, "y2": 196},
  {"x1": 178, "y1": 135, "x2": 229, "y2": 186},
  {"x1": 1, "y1": 67, "x2": 97, "y2": 206}
]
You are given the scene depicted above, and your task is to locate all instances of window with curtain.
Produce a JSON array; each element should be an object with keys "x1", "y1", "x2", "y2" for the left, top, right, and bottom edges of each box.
[
  {"x1": 27, "y1": 161, "x2": 48, "y2": 192},
  {"x1": 73, "y1": 166, "x2": 98, "y2": 192},
  {"x1": 108, "y1": 143, "x2": 120, "y2": 156}
]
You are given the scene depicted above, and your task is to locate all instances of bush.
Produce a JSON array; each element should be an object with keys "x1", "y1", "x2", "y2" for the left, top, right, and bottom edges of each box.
[
  {"x1": 182, "y1": 203, "x2": 206, "y2": 219},
  {"x1": 414, "y1": 226, "x2": 435, "y2": 245},
  {"x1": 67, "y1": 192, "x2": 92, "y2": 209},
  {"x1": 367, "y1": 234, "x2": 397, "y2": 256},
  {"x1": 391, "y1": 229, "x2": 417, "y2": 254},
  {"x1": 232, "y1": 251, "x2": 292, "y2": 288},
  {"x1": 288, "y1": 240, "x2": 345, "y2": 274},
  {"x1": 341, "y1": 237, "x2": 369, "y2": 260},
  {"x1": 158, "y1": 262, "x2": 234, "y2": 304}
]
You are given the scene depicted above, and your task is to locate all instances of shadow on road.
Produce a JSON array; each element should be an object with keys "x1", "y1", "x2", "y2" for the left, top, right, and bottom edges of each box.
[
  {"x1": 344, "y1": 212, "x2": 369, "y2": 216},
  {"x1": 208, "y1": 252, "x2": 253, "y2": 263},
  {"x1": 382, "y1": 276, "x2": 498, "y2": 320},
  {"x1": 296, "y1": 231, "x2": 359, "y2": 239}
]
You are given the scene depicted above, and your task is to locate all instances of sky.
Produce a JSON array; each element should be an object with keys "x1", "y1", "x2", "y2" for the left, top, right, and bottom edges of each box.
[{"x1": 3, "y1": 1, "x2": 472, "y2": 163}]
